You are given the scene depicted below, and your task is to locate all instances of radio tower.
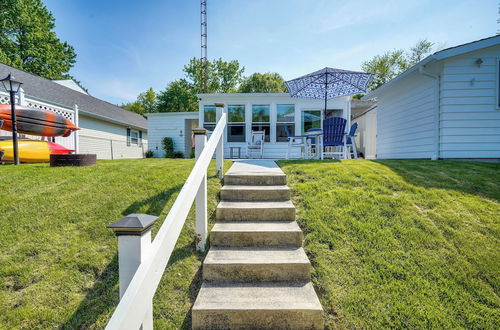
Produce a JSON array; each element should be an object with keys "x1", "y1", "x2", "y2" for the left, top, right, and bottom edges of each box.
[{"x1": 200, "y1": 0, "x2": 208, "y2": 93}]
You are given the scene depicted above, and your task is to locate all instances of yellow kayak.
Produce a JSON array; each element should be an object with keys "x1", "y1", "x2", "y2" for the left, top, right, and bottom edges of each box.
[{"x1": 0, "y1": 139, "x2": 74, "y2": 163}]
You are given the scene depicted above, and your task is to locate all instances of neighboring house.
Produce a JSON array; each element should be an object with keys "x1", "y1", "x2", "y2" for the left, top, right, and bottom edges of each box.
[
  {"x1": 147, "y1": 93, "x2": 352, "y2": 159},
  {"x1": 364, "y1": 35, "x2": 500, "y2": 160},
  {"x1": 0, "y1": 62, "x2": 147, "y2": 159}
]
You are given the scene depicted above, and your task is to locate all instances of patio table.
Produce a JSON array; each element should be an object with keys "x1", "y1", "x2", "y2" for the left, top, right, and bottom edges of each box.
[{"x1": 305, "y1": 131, "x2": 323, "y2": 160}]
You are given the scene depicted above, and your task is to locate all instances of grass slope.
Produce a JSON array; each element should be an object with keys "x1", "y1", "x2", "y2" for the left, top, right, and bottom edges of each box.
[
  {"x1": 278, "y1": 159, "x2": 500, "y2": 329},
  {"x1": 0, "y1": 159, "x2": 230, "y2": 329}
]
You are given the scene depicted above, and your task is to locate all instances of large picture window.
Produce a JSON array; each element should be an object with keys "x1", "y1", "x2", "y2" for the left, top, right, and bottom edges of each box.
[
  {"x1": 227, "y1": 104, "x2": 245, "y2": 142},
  {"x1": 276, "y1": 104, "x2": 295, "y2": 142},
  {"x1": 302, "y1": 110, "x2": 321, "y2": 134},
  {"x1": 203, "y1": 105, "x2": 216, "y2": 131},
  {"x1": 252, "y1": 104, "x2": 270, "y2": 142}
]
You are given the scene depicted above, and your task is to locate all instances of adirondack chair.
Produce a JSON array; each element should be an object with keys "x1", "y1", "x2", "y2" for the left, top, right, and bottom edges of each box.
[
  {"x1": 346, "y1": 122, "x2": 358, "y2": 159},
  {"x1": 247, "y1": 130, "x2": 265, "y2": 158},
  {"x1": 323, "y1": 117, "x2": 347, "y2": 159},
  {"x1": 284, "y1": 125, "x2": 307, "y2": 159}
]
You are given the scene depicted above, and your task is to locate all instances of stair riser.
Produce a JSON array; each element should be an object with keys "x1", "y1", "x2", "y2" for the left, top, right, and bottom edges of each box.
[
  {"x1": 217, "y1": 207, "x2": 295, "y2": 221},
  {"x1": 224, "y1": 174, "x2": 286, "y2": 186},
  {"x1": 211, "y1": 231, "x2": 303, "y2": 247},
  {"x1": 192, "y1": 309, "x2": 323, "y2": 329},
  {"x1": 203, "y1": 263, "x2": 311, "y2": 282},
  {"x1": 220, "y1": 188, "x2": 290, "y2": 201}
]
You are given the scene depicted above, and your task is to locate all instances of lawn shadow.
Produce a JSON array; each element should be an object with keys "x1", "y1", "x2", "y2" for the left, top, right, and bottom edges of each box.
[
  {"x1": 122, "y1": 185, "x2": 183, "y2": 216},
  {"x1": 63, "y1": 254, "x2": 119, "y2": 329},
  {"x1": 373, "y1": 159, "x2": 500, "y2": 202}
]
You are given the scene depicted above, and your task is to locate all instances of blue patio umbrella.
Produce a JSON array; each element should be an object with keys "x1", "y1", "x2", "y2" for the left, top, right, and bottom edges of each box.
[{"x1": 285, "y1": 67, "x2": 373, "y2": 111}]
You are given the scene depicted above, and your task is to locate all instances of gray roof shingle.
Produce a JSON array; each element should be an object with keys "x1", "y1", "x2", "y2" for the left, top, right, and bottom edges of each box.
[{"x1": 0, "y1": 62, "x2": 147, "y2": 130}]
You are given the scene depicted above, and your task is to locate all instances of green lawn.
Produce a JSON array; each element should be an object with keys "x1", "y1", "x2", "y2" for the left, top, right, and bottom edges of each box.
[
  {"x1": 278, "y1": 159, "x2": 500, "y2": 329},
  {"x1": 0, "y1": 159, "x2": 230, "y2": 329},
  {"x1": 1, "y1": 159, "x2": 499, "y2": 329}
]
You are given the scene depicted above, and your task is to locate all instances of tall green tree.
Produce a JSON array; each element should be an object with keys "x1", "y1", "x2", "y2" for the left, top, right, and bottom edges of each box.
[
  {"x1": 362, "y1": 39, "x2": 434, "y2": 91},
  {"x1": 184, "y1": 57, "x2": 244, "y2": 93},
  {"x1": 0, "y1": 0, "x2": 77, "y2": 79},
  {"x1": 157, "y1": 79, "x2": 198, "y2": 113},
  {"x1": 122, "y1": 87, "x2": 157, "y2": 117},
  {"x1": 238, "y1": 72, "x2": 287, "y2": 93}
]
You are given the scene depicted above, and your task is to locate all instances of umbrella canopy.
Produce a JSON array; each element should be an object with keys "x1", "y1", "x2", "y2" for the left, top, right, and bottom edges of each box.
[{"x1": 285, "y1": 67, "x2": 373, "y2": 110}]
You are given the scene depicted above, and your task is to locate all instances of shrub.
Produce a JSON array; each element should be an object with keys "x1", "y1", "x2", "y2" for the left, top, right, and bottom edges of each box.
[
  {"x1": 189, "y1": 150, "x2": 195, "y2": 158},
  {"x1": 173, "y1": 151, "x2": 184, "y2": 158},
  {"x1": 144, "y1": 150, "x2": 154, "y2": 158},
  {"x1": 162, "y1": 137, "x2": 174, "y2": 158}
]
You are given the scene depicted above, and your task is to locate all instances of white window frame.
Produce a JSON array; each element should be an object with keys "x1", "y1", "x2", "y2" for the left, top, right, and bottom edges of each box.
[
  {"x1": 130, "y1": 129, "x2": 139, "y2": 145},
  {"x1": 276, "y1": 104, "x2": 295, "y2": 143},
  {"x1": 251, "y1": 104, "x2": 271, "y2": 142},
  {"x1": 227, "y1": 104, "x2": 246, "y2": 142}
]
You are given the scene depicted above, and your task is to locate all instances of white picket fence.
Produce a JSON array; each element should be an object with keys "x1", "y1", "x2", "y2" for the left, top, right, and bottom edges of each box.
[{"x1": 105, "y1": 107, "x2": 226, "y2": 329}]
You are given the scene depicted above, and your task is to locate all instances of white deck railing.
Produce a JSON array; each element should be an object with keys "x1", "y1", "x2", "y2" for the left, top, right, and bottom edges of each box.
[{"x1": 106, "y1": 108, "x2": 226, "y2": 330}]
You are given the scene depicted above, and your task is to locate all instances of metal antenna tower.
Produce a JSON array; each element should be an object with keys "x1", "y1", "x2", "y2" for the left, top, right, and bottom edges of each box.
[{"x1": 200, "y1": 0, "x2": 208, "y2": 92}]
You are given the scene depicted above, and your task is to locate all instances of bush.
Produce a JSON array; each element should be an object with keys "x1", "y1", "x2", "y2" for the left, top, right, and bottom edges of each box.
[
  {"x1": 144, "y1": 150, "x2": 154, "y2": 158},
  {"x1": 173, "y1": 151, "x2": 184, "y2": 158},
  {"x1": 162, "y1": 137, "x2": 174, "y2": 158},
  {"x1": 189, "y1": 150, "x2": 195, "y2": 158}
]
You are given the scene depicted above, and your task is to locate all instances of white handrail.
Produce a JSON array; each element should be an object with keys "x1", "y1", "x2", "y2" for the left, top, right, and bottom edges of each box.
[{"x1": 106, "y1": 113, "x2": 227, "y2": 330}]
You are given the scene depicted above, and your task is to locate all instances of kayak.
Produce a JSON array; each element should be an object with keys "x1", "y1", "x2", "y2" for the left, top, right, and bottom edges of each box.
[
  {"x1": 0, "y1": 104, "x2": 78, "y2": 137},
  {"x1": 0, "y1": 139, "x2": 74, "y2": 162}
]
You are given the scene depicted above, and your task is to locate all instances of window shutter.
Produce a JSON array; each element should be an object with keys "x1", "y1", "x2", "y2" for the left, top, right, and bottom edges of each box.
[
  {"x1": 139, "y1": 131, "x2": 143, "y2": 146},
  {"x1": 126, "y1": 128, "x2": 131, "y2": 146}
]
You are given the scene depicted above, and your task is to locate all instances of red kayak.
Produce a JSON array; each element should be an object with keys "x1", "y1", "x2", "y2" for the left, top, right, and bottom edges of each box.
[{"x1": 0, "y1": 104, "x2": 79, "y2": 137}]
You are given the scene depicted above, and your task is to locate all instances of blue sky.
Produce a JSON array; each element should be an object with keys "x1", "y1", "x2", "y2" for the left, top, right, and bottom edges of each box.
[{"x1": 45, "y1": 0, "x2": 498, "y2": 105}]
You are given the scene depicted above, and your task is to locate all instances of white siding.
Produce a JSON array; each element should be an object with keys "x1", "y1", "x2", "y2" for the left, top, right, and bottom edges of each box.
[
  {"x1": 439, "y1": 45, "x2": 500, "y2": 158},
  {"x1": 79, "y1": 115, "x2": 147, "y2": 160},
  {"x1": 353, "y1": 108, "x2": 377, "y2": 159},
  {"x1": 147, "y1": 112, "x2": 198, "y2": 158},
  {"x1": 376, "y1": 71, "x2": 438, "y2": 159}
]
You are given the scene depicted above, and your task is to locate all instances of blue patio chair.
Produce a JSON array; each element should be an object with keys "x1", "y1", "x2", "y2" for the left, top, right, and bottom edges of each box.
[
  {"x1": 323, "y1": 117, "x2": 347, "y2": 159},
  {"x1": 284, "y1": 125, "x2": 308, "y2": 159},
  {"x1": 346, "y1": 122, "x2": 358, "y2": 159}
]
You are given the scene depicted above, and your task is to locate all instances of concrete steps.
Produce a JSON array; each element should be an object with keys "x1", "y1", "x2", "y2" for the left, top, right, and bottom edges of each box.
[
  {"x1": 217, "y1": 200, "x2": 296, "y2": 221},
  {"x1": 211, "y1": 221, "x2": 303, "y2": 247},
  {"x1": 192, "y1": 281, "x2": 323, "y2": 329},
  {"x1": 203, "y1": 247, "x2": 311, "y2": 282},
  {"x1": 220, "y1": 185, "x2": 291, "y2": 201},
  {"x1": 192, "y1": 160, "x2": 323, "y2": 329}
]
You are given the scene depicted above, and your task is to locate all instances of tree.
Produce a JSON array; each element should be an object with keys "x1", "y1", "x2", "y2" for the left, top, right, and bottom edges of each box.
[
  {"x1": 183, "y1": 57, "x2": 244, "y2": 93},
  {"x1": 238, "y1": 72, "x2": 287, "y2": 93},
  {"x1": 362, "y1": 39, "x2": 434, "y2": 91},
  {"x1": 0, "y1": 0, "x2": 77, "y2": 79},
  {"x1": 157, "y1": 79, "x2": 198, "y2": 113},
  {"x1": 121, "y1": 88, "x2": 157, "y2": 117}
]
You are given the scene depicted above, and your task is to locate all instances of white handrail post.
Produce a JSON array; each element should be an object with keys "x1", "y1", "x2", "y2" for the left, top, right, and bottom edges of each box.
[
  {"x1": 194, "y1": 128, "x2": 208, "y2": 251},
  {"x1": 108, "y1": 214, "x2": 158, "y2": 330},
  {"x1": 215, "y1": 103, "x2": 224, "y2": 179}
]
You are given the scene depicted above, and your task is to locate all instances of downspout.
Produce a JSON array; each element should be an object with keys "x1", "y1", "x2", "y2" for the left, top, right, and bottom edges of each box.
[{"x1": 418, "y1": 66, "x2": 440, "y2": 160}]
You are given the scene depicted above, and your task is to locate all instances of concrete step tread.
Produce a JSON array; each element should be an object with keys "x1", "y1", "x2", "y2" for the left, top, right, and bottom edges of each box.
[
  {"x1": 221, "y1": 185, "x2": 290, "y2": 191},
  {"x1": 193, "y1": 281, "x2": 322, "y2": 311},
  {"x1": 212, "y1": 221, "x2": 301, "y2": 233},
  {"x1": 218, "y1": 200, "x2": 295, "y2": 209},
  {"x1": 204, "y1": 247, "x2": 310, "y2": 265}
]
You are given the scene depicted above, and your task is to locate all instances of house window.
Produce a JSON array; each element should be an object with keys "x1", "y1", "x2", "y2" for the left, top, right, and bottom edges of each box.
[
  {"x1": 302, "y1": 110, "x2": 321, "y2": 134},
  {"x1": 276, "y1": 104, "x2": 295, "y2": 142},
  {"x1": 252, "y1": 104, "x2": 270, "y2": 142},
  {"x1": 131, "y1": 130, "x2": 139, "y2": 145},
  {"x1": 227, "y1": 104, "x2": 245, "y2": 142},
  {"x1": 203, "y1": 105, "x2": 216, "y2": 131}
]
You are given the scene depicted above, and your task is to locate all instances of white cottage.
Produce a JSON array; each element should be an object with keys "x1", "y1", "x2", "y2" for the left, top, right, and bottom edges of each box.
[
  {"x1": 364, "y1": 35, "x2": 500, "y2": 160},
  {"x1": 147, "y1": 93, "x2": 352, "y2": 159}
]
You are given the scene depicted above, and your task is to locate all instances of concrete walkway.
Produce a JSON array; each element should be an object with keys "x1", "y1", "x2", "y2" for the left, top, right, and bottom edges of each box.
[{"x1": 192, "y1": 160, "x2": 324, "y2": 329}]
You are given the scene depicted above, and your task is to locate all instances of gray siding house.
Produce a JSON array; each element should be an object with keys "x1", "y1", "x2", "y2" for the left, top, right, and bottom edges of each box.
[{"x1": 0, "y1": 62, "x2": 147, "y2": 159}]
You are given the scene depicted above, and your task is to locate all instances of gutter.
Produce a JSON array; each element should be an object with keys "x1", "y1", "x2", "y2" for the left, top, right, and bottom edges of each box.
[{"x1": 418, "y1": 66, "x2": 440, "y2": 160}]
